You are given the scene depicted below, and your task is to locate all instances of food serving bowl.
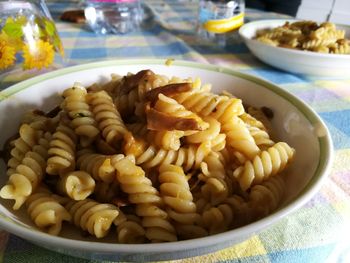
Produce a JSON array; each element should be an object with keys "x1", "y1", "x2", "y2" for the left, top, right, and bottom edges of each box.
[
  {"x1": 239, "y1": 19, "x2": 350, "y2": 77},
  {"x1": 0, "y1": 59, "x2": 333, "y2": 261}
]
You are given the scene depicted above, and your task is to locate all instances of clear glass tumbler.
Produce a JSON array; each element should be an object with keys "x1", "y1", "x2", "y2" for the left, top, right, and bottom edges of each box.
[
  {"x1": 83, "y1": 0, "x2": 143, "y2": 35},
  {"x1": 197, "y1": 0, "x2": 245, "y2": 46},
  {"x1": 0, "y1": 0, "x2": 64, "y2": 87}
]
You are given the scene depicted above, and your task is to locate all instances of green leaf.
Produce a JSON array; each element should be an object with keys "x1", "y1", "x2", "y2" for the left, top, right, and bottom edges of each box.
[
  {"x1": 39, "y1": 27, "x2": 46, "y2": 38},
  {"x1": 16, "y1": 15, "x2": 27, "y2": 26},
  {"x1": 34, "y1": 16, "x2": 45, "y2": 28},
  {"x1": 31, "y1": 16, "x2": 47, "y2": 40},
  {"x1": 53, "y1": 33, "x2": 62, "y2": 50},
  {"x1": 44, "y1": 19, "x2": 56, "y2": 36},
  {"x1": 2, "y1": 22, "x2": 23, "y2": 38}
]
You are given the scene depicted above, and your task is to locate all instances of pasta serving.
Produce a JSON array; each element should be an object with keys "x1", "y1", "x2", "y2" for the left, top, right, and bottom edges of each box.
[
  {"x1": 0, "y1": 69, "x2": 295, "y2": 243},
  {"x1": 255, "y1": 20, "x2": 350, "y2": 54}
]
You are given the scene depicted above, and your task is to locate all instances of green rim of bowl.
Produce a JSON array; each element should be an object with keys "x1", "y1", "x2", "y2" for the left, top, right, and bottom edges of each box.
[{"x1": 0, "y1": 59, "x2": 333, "y2": 254}]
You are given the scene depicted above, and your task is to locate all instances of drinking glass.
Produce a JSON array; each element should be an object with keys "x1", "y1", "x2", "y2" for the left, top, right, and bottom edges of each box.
[{"x1": 197, "y1": 0, "x2": 245, "y2": 46}]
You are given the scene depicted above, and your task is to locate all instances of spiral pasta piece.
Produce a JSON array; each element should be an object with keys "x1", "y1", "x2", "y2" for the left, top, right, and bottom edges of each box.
[
  {"x1": 185, "y1": 117, "x2": 226, "y2": 152},
  {"x1": 185, "y1": 117, "x2": 220, "y2": 144},
  {"x1": 0, "y1": 132, "x2": 51, "y2": 210},
  {"x1": 202, "y1": 204, "x2": 233, "y2": 234},
  {"x1": 7, "y1": 123, "x2": 44, "y2": 176},
  {"x1": 257, "y1": 27, "x2": 299, "y2": 40},
  {"x1": 233, "y1": 142, "x2": 295, "y2": 191},
  {"x1": 330, "y1": 39, "x2": 350, "y2": 54},
  {"x1": 76, "y1": 149, "x2": 116, "y2": 183},
  {"x1": 248, "y1": 126, "x2": 274, "y2": 149},
  {"x1": 122, "y1": 132, "x2": 147, "y2": 158},
  {"x1": 114, "y1": 70, "x2": 162, "y2": 116},
  {"x1": 46, "y1": 122, "x2": 77, "y2": 176},
  {"x1": 222, "y1": 116, "x2": 260, "y2": 160},
  {"x1": 66, "y1": 199, "x2": 123, "y2": 238},
  {"x1": 302, "y1": 39, "x2": 335, "y2": 51},
  {"x1": 113, "y1": 156, "x2": 177, "y2": 242},
  {"x1": 62, "y1": 83, "x2": 100, "y2": 147},
  {"x1": 153, "y1": 93, "x2": 192, "y2": 119},
  {"x1": 249, "y1": 176, "x2": 285, "y2": 219},
  {"x1": 217, "y1": 147, "x2": 232, "y2": 165},
  {"x1": 173, "y1": 91, "x2": 244, "y2": 124},
  {"x1": 87, "y1": 90, "x2": 128, "y2": 147},
  {"x1": 309, "y1": 24, "x2": 344, "y2": 41},
  {"x1": 115, "y1": 88, "x2": 139, "y2": 117},
  {"x1": 26, "y1": 187, "x2": 71, "y2": 235},
  {"x1": 159, "y1": 164, "x2": 206, "y2": 239},
  {"x1": 240, "y1": 112, "x2": 266, "y2": 131},
  {"x1": 136, "y1": 142, "x2": 211, "y2": 171},
  {"x1": 200, "y1": 152, "x2": 230, "y2": 206},
  {"x1": 57, "y1": 171, "x2": 95, "y2": 201},
  {"x1": 210, "y1": 134, "x2": 227, "y2": 152},
  {"x1": 148, "y1": 94, "x2": 209, "y2": 131},
  {"x1": 117, "y1": 220, "x2": 146, "y2": 244},
  {"x1": 224, "y1": 194, "x2": 252, "y2": 227},
  {"x1": 150, "y1": 130, "x2": 184, "y2": 151}
]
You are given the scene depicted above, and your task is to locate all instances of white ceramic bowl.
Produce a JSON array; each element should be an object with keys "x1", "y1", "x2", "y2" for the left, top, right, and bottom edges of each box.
[
  {"x1": 0, "y1": 59, "x2": 333, "y2": 261},
  {"x1": 239, "y1": 19, "x2": 350, "y2": 77}
]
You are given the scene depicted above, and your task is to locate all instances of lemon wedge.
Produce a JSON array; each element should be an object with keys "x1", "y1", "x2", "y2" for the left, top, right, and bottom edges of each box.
[{"x1": 203, "y1": 13, "x2": 244, "y2": 34}]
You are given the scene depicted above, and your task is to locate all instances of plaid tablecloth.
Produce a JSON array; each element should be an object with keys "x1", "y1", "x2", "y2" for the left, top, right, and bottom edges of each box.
[{"x1": 1, "y1": 0, "x2": 350, "y2": 262}]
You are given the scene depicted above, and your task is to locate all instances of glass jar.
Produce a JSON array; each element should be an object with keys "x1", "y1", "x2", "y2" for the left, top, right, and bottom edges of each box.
[{"x1": 0, "y1": 0, "x2": 64, "y2": 88}]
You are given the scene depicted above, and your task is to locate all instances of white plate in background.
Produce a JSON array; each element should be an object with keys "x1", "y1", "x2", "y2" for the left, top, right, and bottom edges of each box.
[{"x1": 239, "y1": 19, "x2": 350, "y2": 77}]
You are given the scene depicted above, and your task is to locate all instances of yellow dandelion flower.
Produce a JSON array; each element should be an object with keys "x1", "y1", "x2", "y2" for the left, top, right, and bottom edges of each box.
[
  {"x1": 0, "y1": 32, "x2": 7, "y2": 43},
  {"x1": 0, "y1": 32, "x2": 23, "y2": 52},
  {"x1": 0, "y1": 39, "x2": 16, "y2": 70},
  {"x1": 22, "y1": 39, "x2": 54, "y2": 70},
  {"x1": 0, "y1": 32, "x2": 23, "y2": 53}
]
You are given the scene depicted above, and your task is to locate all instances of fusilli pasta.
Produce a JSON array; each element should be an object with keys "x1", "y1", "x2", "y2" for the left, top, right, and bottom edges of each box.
[
  {"x1": 57, "y1": 171, "x2": 95, "y2": 200},
  {"x1": 76, "y1": 149, "x2": 116, "y2": 183},
  {"x1": 62, "y1": 83, "x2": 100, "y2": 147},
  {"x1": 65, "y1": 199, "x2": 124, "y2": 238},
  {"x1": 87, "y1": 90, "x2": 128, "y2": 147},
  {"x1": 0, "y1": 69, "x2": 296, "y2": 243},
  {"x1": 117, "y1": 220, "x2": 146, "y2": 244},
  {"x1": 0, "y1": 132, "x2": 51, "y2": 209},
  {"x1": 7, "y1": 123, "x2": 45, "y2": 176},
  {"x1": 46, "y1": 120, "x2": 77, "y2": 176},
  {"x1": 233, "y1": 142, "x2": 295, "y2": 191},
  {"x1": 159, "y1": 164, "x2": 206, "y2": 239},
  {"x1": 255, "y1": 20, "x2": 350, "y2": 54},
  {"x1": 26, "y1": 187, "x2": 71, "y2": 235},
  {"x1": 113, "y1": 156, "x2": 177, "y2": 242}
]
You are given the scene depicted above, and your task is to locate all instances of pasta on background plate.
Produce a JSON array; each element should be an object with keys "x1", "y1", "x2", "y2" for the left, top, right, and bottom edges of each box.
[
  {"x1": 0, "y1": 69, "x2": 295, "y2": 243},
  {"x1": 255, "y1": 20, "x2": 350, "y2": 54}
]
